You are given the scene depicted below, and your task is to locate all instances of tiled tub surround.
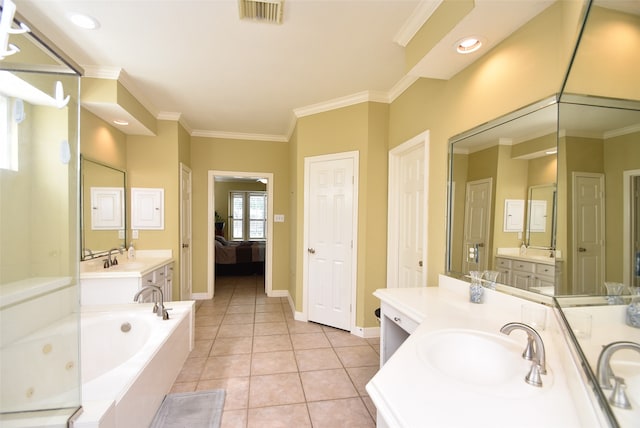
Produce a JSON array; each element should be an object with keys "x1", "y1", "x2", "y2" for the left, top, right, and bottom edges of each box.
[
  {"x1": 366, "y1": 275, "x2": 609, "y2": 428},
  {"x1": 75, "y1": 301, "x2": 194, "y2": 428}
]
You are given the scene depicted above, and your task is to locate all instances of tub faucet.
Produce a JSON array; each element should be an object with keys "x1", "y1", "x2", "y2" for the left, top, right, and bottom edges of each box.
[
  {"x1": 596, "y1": 341, "x2": 640, "y2": 409},
  {"x1": 133, "y1": 285, "x2": 169, "y2": 320},
  {"x1": 500, "y1": 322, "x2": 547, "y2": 387}
]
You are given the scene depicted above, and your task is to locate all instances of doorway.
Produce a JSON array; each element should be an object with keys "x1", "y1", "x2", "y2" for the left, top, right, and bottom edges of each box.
[
  {"x1": 303, "y1": 151, "x2": 359, "y2": 331},
  {"x1": 387, "y1": 131, "x2": 429, "y2": 288},
  {"x1": 180, "y1": 163, "x2": 192, "y2": 300},
  {"x1": 462, "y1": 178, "x2": 493, "y2": 274},
  {"x1": 208, "y1": 170, "x2": 274, "y2": 298},
  {"x1": 572, "y1": 172, "x2": 605, "y2": 294},
  {"x1": 623, "y1": 170, "x2": 640, "y2": 287}
]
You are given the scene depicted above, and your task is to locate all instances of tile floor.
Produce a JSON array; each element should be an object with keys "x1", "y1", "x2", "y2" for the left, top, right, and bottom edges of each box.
[{"x1": 170, "y1": 275, "x2": 380, "y2": 428}]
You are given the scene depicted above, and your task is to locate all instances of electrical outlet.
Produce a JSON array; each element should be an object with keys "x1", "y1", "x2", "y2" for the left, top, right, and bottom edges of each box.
[
  {"x1": 132, "y1": 229, "x2": 139, "y2": 239},
  {"x1": 118, "y1": 230, "x2": 125, "y2": 239}
]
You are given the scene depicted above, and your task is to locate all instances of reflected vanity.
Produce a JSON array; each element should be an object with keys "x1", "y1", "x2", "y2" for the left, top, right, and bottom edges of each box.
[{"x1": 446, "y1": 1, "x2": 640, "y2": 426}]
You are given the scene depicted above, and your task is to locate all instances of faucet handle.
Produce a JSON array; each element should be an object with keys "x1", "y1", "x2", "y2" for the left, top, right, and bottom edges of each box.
[
  {"x1": 609, "y1": 377, "x2": 632, "y2": 409},
  {"x1": 525, "y1": 363, "x2": 544, "y2": 387}
]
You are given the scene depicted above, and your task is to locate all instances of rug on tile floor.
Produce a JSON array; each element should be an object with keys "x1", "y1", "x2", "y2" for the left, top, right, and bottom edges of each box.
[{"x1": 149, "y1": 389, "x2": 225, "y2": 428}]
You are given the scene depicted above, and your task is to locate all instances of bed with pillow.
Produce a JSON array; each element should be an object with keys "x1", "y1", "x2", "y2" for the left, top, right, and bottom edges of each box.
[{"x1": 214, "y1": 235, "x2": 265, "y2": 275}]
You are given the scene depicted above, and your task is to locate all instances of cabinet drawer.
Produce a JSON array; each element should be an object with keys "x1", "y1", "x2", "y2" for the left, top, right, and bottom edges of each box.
[
  {"x1": 381, "y1": 303, "x2": 419, "y2": 335},
  {"x1": 511, "y1": 260, "x2": 535, "y2": 273},
  {"x1": 141, "y1": 271, "x2": 156, "y2": 286},
  {"x1": 495, "y1": 257, "x2": 512, "y2": 269},
  {"x1": 535, "y1": 263, "x2": 555, "y2": 278}
]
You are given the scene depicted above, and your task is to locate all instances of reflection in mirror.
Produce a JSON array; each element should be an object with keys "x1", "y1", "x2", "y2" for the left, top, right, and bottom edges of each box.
[
  {"x1": 80, "y1": 156, "x2": 126, "y2": 260},
  {"x1": 526, "y1": 183, "x2": 556, "y2": 249},
  {"x1": 447, "y1": 99, "x2": 559, "y2": 291}
]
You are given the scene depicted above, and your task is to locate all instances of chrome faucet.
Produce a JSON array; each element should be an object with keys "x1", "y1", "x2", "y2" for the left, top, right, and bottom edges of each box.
[
  {"x1": 133, "y1": 285, "x2": 169, "y2": 320},
  {"x1": 596, "y1": 341, "x2": 640, "y2": 409},
  {"x1": 500, "y1": 322, "x2": 547, "y2": 387},
  {"x1": 104, "y1": 247, "x2": 123, "y2": 268}
]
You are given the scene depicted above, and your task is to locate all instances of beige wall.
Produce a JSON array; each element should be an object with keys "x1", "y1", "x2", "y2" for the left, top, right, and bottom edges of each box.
[
  {"x1": 80, "y1": 109, "x2": 127, "y2": 170},
  {"x1": 190, "y1": 137, "x2": 290, "y2": 294}
]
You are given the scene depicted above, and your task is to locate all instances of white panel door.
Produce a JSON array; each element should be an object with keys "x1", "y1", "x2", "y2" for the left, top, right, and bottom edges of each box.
[
  {"x1": 307, "y1": 155, "x2": 355, "y2": 331},
  {"x1": 180, "y1": 164, "x2": 192, "y2": 300},
  {"x1": 398, "y1": 144, "x2": 425, "y2": 288},
  {"x1": 573, "y1": 173, "x2": 605, "y2": 295},
  {"x1": 462, "y1": 178, "x2": 492, "y2": 273}
]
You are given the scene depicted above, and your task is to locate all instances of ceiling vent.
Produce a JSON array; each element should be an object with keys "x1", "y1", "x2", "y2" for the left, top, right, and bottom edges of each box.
[{"x1": 238, "y1": 0, "x2": 283, "y2": 24}]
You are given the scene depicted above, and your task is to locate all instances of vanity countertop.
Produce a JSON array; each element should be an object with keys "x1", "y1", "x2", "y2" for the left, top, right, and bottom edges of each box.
[
  {"x1": 80, "y1": 254, "x2": 173, "y2": 279},
  {"x1": 366, "y1": 275, "x2": 605, "y2": 427},
  {"x1": 495, "y1": 247, "x2": 562, "y2": 265}
]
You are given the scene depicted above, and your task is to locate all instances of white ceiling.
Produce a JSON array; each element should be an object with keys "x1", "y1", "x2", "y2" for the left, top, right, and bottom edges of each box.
[{"x1": 14, "y1": 0, "x2": 558, "y2": 140}]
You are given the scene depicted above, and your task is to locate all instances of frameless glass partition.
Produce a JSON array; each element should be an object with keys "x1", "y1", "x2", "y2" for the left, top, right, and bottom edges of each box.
[{"x1": 0, "y1": 3, "x2": 81, "y2": 426}]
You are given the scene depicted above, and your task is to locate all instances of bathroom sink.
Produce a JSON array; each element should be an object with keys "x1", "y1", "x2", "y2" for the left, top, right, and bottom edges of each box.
[
  {"x1": 415, "y1": 329, "x2": 553, "y2": 398},
  {"x1": 111, "y1": 262, "x2": 146, "y2": 271}
]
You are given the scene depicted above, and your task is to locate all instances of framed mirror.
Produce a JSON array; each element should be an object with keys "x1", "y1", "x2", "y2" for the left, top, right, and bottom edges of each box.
[{"x1": 80, "y1": 156, "x2": 126, "y2": 260}]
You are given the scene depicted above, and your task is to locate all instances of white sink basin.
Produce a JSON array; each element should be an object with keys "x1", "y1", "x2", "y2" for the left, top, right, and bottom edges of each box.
[
  {"x1": 416, "y1": 329, "x2": 554, "y2": 398},
  {"x1": 110, "y1": 262, "x2": 146, "y2": 271}
]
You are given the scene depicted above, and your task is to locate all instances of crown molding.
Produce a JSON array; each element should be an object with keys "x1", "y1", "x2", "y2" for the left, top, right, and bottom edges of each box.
[
  {"x1": 294, "y1": 90, "x2": 389, "y2": 119},
  {"x1": 191, "y1": 129, "x2": 288, "y2": 143},
  {"x1": 388, "y1": 75, "x2": 420, "y2": 102},
  {"x1": 393, "y1": 0, "x2": 443, "y2": 47}
]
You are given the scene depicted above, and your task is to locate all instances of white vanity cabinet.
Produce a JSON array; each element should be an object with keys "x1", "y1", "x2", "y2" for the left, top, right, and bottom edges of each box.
[
  {"x1": 80, "y1": 258, "x2": 174, "y2": 305},
  {"x1": 379, "y1": 300, "x2": 420, "y2": 367},
  {"x1": 495, "y1": 256, "x2": 558, "y2": 291}
]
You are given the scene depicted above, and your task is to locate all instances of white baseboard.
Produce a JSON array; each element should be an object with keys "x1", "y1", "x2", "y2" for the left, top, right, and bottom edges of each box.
[
  {"x1": 352, "y1": 325, "x2": 380, "y2": 338},
  {"x1": 268, "y1": 289, "x2": 289, "y2": 298},
  {"x1": 190, "y1": 292, "x2": 212, "y2": 300}
]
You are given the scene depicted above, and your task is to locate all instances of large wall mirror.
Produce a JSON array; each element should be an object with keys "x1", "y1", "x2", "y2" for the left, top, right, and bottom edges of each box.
[
  {"x1": 447, "y1": 1, "x2": 640, "y2": 426},
  {"x1": 80, "y1": 156, "x2": 126, "y2": 260}
]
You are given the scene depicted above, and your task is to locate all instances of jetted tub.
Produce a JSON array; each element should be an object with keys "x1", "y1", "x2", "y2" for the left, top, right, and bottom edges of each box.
[
  {"x1": 0, "y1": 301, "x2": 194, "y2": 428},
  {"x1": 76, "y1": 301, "x2": 195, "y2": 428}
]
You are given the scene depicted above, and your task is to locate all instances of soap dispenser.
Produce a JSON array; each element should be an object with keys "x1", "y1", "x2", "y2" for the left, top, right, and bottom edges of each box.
[
  {"x1": 520, "y1": 241, "x2": 527, "y2": 256},
  {"x1": 127, "y1": 242, "x2": 135, "y2": 260}
]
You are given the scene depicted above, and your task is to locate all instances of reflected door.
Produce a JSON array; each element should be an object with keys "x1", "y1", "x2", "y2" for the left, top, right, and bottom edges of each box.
[
  {"x1": 180, "y1": 164, "x2": 192, "y2": 300},
  {"x1": 573, "y1": 173, "x2": 605, "y2": 294},
  {"x1": 462, "y1": 178, "x2": 492, "y2": 273}
]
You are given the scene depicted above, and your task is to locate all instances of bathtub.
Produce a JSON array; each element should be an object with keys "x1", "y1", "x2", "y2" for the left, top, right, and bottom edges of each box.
[
  {"x1": 75, "y1": 301, "x2": 195, "y2": 428},
  {"x1": 1, "y1": 300, "x2": 194, "y2": 428}
]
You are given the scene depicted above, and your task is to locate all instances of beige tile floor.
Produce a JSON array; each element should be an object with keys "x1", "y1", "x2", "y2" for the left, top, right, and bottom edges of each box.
[{"x1": 170, "y1": 275, "x2": 380, "y2": 428}]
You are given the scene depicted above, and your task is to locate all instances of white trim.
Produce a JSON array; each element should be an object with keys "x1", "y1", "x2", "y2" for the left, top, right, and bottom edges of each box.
[
  {"x1": 387, "y1": 131, "x2": 430, "y2": 288},
  {"x1": 191, "y1": 292, "x2": 212, "y2": 300},
  {"x1": 623, "y1": 169, "x2": 640, "y2": 286},
  {"x1": 269, "y1": 290, "x2": 288, "y2": 298},
  {"x1": 208, "y1": 170, "x2": 274, "y2": 298},
  {"x1": 351, "y1": 326, "x2": 381, "y2": 339},
  {"x1": 180, "y1": 163, "x2": 193, "y2": 301},
  {"x1": 192, "y1": 129, "x2": 288, "y2": 142},
  {"x1": 294, "y1": 91, "x2": 388, "y2": 119},
  {"x1": 388, "y1": 75, "x2": 420, "y2": 103},
  {"x1": 303, "y1": 151, "x2": 359, "y2": 333},
  {"x1": 393, "y1": 0, "x2": 443, "y2": 47}
]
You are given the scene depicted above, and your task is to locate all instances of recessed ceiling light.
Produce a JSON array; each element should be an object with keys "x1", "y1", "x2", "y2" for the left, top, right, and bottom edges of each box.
[
  {"x1": 67, "y1": 12, "x2": 100, "y2": 30},
  {"x1": 456, "y1": 36, "x2": 483, "y2": 54},
  {"x1": 113, "y1": 119, "x2": 129, "y2": 126}
]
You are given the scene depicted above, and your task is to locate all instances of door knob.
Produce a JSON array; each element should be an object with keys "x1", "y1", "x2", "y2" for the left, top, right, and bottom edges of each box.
[
  {"x1": 418, "y1": 260, "x2": 423, "y2": 267},
  {"x1": 578, "y1": 247, "x2": 587, "y2": 252},
  {"x1": 182, "y1": 243, "x2": 189, "y2": 248},
  {"x1": 308, "y1": 248, "x2": 316, "y2": 254}
]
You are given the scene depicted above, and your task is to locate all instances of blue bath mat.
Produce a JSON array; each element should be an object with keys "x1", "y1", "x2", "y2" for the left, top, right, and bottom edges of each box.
[{"x1": 150, "y1": 389, "x2": 225, "y2": 428}]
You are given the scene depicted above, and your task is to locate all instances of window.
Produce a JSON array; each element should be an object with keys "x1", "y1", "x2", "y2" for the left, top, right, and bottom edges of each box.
[
  {"x1": 0, "y1": 95, "x2": 19, "y2": 171},
  {"x1": 230, "y1": 191, "x2": 267, "y2": 241}
]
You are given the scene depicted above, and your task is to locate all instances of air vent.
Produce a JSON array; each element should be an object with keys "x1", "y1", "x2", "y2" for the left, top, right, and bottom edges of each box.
[{"x1": 238, "y1": 0, "x2": 283, "y2": 24}]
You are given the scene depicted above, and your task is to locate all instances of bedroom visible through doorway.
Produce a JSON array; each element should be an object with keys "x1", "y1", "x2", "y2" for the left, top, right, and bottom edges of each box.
[{"x1": 208, "y1": 171, "x2": 274, "y2": 298}]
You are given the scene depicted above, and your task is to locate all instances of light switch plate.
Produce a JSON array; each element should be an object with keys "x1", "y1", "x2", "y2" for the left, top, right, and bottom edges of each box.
[
  {"x1": 274, "y1": 214, "x2": 285, "y2": 223},
  {"x1": 118, "y1": 230, "x2": 125, "y2": 239}
]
